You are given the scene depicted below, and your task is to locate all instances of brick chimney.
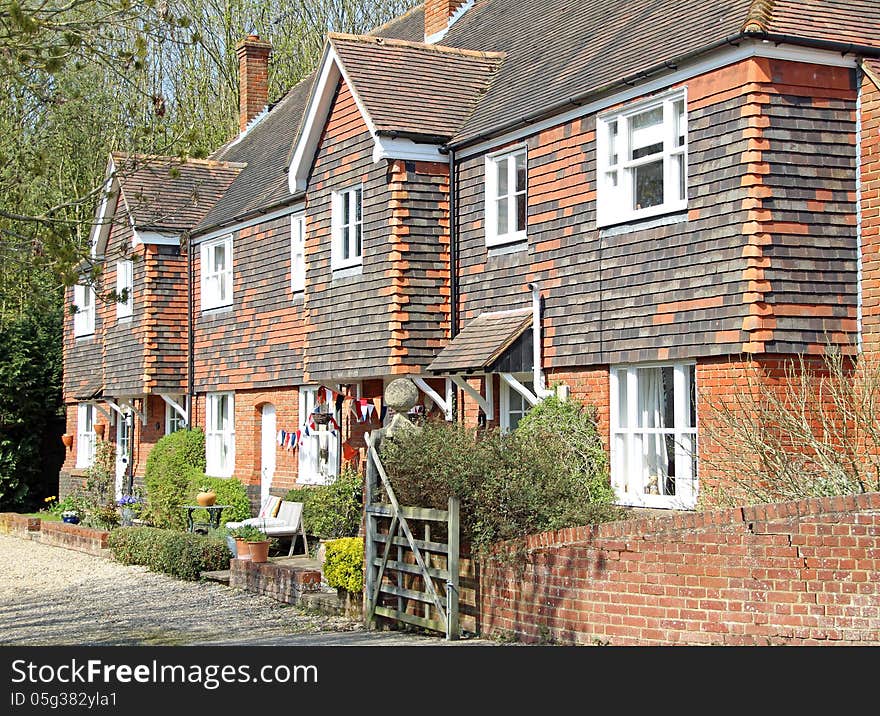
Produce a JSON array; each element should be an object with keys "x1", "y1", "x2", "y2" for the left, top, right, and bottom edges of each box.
[
  {"x1": 236, "y1": 34, "x2": 272, "y2": 133},
  {"x1": 425, "y1": 0, "x2": 468, "y2": 41}
]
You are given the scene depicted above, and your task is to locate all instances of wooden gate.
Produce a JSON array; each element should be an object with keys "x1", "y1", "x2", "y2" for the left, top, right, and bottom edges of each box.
[{"x1": 364, "y1": 430, "x2": 460, "y2": 640}]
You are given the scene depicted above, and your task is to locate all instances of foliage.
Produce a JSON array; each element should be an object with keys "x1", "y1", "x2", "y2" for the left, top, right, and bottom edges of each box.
[
  {"x1": 287, "y1": 466, "x2": 361, "y2": 539},
  {"x1": 143, "y1": 428, "x2": 206, "y2": 529},
  {"x1": 108, "y1": 526, "x2": 231, "y2": 581},
  {"x1": 228, "y1": 524, "x2": 267, "y2": 541},
  {"x1": 380, "y1": 398, "x2": 623, "y2": 555},
  {"x1": 187, "y1": 474, "x2": 250, "y2": 526},
  {"x1": 699, "y1": 348, "x2": 880, "y2": 506},
  {"x1": 322, "y1": 537, "x2": 364, "y2": 593},
  {"x1": 71, "y1": 438, "x2": 120, "y2": 529},
  {"x1": 0, "y1": 308, "x2": 62, "y2": 510}
]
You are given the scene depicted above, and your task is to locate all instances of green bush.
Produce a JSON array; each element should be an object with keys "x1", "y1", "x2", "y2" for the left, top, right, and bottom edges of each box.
[
  {"x1": 287, "y1": 467, "x2": 362, "y2": 539},
  {"x1": 323, "y1": 537, "x2": 364, "y2": 593},
  {"x1": 108, "y1": 526, "x2": 231, "y2": 581},
  {"x1": 187, "y1": 475, "x2": 251, "y2": 526},
  {"x1": 143, "y1": 429, "x2": 206, "y2": 529},
  {"x1": 380, "y1": 397, "x2": 624, "y2": 554}
]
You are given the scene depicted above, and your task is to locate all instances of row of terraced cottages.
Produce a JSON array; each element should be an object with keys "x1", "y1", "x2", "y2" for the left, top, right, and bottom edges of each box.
[{"x1": 60, "y1": 0, "x2": 880, "y2": 515}]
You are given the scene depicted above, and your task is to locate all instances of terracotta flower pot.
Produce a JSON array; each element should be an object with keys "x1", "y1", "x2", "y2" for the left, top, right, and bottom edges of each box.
[
  {"x1": 248, "y1": 540, "x2": 270, "y2": 563},
  {"x1": 196, "y1": 490, "x2": 217, "y2": 507},
  {"x1": 234, "y1": 538, "x2": 251, "y2": 561},
  {"x1": 61, "y1": 434, "x2": 73, "y2": 449},
  {"x1": 94, "y1": 423, "x2": 106, "y2": 438}
]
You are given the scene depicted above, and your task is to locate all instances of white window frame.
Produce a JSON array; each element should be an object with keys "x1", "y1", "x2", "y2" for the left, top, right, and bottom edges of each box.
[
  {"x1": 610, "y1": 362, "x2": 697, "y2": 509},
  {"x1": 205, "y1": 392, "x2": 235, "y2": 477},
  {"x1": 73, "y1": 284, "x2": 95, "y2": 337},
  {"x1": 596, "y1": 89, "x2": 688, "y2": 228},
  {"x1": 200, "y1": 235, "x2": 233, "y2": 310},
  {"x1": 116, "y1": 259, "x2": 133, "y2": 320},
  {"x1": 485, "y1": 146, "x2": 528, "y2": 247},
  {"x1": 76, "y1": 403, "x2": 96, "y2": 469},
  {"x1": 165, "y1": 398, "x2": 187, "y2": 435},
  {"x1": 500, "y1": 373, "x2": 534, "y2": 433},
  {"x1": 331, "y1": 186, "x2": 363, "y2": 271},
  {"x1": 291, "y1": 213, "x2": 306, "y2": 293}
]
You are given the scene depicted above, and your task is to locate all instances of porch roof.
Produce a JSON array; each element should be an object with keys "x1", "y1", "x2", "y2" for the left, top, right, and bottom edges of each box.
[
  {"x1": 74, "y1": 383, "x2": 104, "y2": 402},
  {"x1": 427, "y1": 308, "x2": 532, "y2": 374}
]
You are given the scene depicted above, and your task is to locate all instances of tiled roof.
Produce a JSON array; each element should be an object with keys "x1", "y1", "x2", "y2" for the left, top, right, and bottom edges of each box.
[
  {"x1": 866, "y1": 58, "x2": 880, "y2": 86},
  {"x1": 427, "y1": 308, "x2": 532, "y2": 373},
  {"x1": 112, "y1": 153, "x2": 243, "y2": 233},
  {"x1": 764, "y1": 0, "x2": 880, "y2": 47},
  {"x1": 197, "y1": 77, "x2": 313, "y2": 232},
  {"x1": 329, "y1": 33, "x2": 504, "y2": 140}
]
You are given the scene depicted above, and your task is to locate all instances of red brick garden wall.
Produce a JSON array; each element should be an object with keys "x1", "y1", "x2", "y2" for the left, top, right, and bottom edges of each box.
[{"x1": 479, "y1": 492, "x2": 880, "y2": 645}]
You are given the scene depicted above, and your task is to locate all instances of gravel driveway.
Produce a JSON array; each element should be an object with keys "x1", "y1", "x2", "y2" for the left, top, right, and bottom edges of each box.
[{"x1": 0, "y1": 534, "x2": 480, "y2": 646}]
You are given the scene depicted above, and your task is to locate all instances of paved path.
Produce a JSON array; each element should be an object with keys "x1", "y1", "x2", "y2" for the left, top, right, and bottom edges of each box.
[{"x1": 0, "y1": 535, "x2": 488, "y2": 646}]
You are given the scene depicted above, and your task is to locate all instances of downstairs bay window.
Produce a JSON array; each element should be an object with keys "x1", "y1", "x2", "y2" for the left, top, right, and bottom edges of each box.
[
  {"x1": 610, "y1": 363, "x2": 697, "y2": 509},
  {"x1": 206, "y1": 392, "x2": 234, "y2": 477}
]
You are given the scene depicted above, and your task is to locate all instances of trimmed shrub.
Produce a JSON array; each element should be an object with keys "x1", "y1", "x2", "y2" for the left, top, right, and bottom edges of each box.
[
  {"x1": 187, "y1": 475, "x2": 251, "y2": 526},
  {"x1": 380, "y1": 397, "x2": 624, "y2": 554},
  {"x1": 286, "y1": 467, "x2": 362, "y2": 539},
  {"x1": 108, "y1": 526, "x2": 231, "y2": 581},
  {"x1": 323, "y1": 537, "x2": 364, "y2": 593},
  {"x1": 143, "y1": 429, "x2": 206, "y2": 530}
]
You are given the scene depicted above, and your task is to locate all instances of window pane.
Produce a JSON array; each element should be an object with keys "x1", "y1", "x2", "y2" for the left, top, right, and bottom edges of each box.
[
  {"x1": 687, "y1": 364, "x2": 696, "y2": 429},
  {"x1": 614, "y1": 434, "x2": 628, "y2": 491},
  {"x1": 355, "y1": 188, "x2": 362, "y2": 223},
  {"x1": 516, "y1": 193, "x2": 526, "y2": 232},
  {"x1": 616, "y1": 371, "x2": 628, "y2": 428},
  {"x1": 497, "y1": 158, "x2": 508, "y2": 197},
  {"x1": 606, "y1": 170, "x2": 618, "y2": 189},
  {"x1": 342, "y1": 226, "x2": 350, "y2": 260},
  {"x1": 630, "y1": 106, "x2": 664, "y2": 159},
  {"x1": 608, "y1": 120, "x2": 619, "y2": 165},
  {"x1": 355, "y1": 223, "x2": 362, "y2": 257},
  {"x1": 515, "y1": 152, "x2": 526, "y2": 192},
  {"x1": 674, "y1": 99, "x2": 686, "y2": 148},
  {"x1": 343, "y1": 192, "x2": 350, "y2": 227},
  {"x1": 213, "y1": 244, "x2": 225, "y2": 273},
  {"x1": 497, "y1": 197, "x2": 508, "y2": 235},
  {"x1": 676, "y1": 154, "x2": 686, "y2": 202},
  {"x1": 636, "y1": 367, "x2": 664, "y2": 428},
  {"x1": 633, "y1": 159, "x2": 664, "y2": 209}
]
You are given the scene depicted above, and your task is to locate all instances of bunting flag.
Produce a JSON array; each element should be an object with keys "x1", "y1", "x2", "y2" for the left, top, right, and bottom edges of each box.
[
  {"x1": 342, "y1": 441, "x2": 357, "y2": 462},
  {"x1": 329, "y1": 416, "x2": 340, "y2": 431},
  {"x1": 304, "y1": 425, "x2": 310, "y2": 437},
  {"x1": 372, "y1": 397, "x2": 382, "y2": 417},
  {"x1": 277, "y1": 430, "x2": 284, "y2": 446},
  {"x1": 358, "y1": 398, "x2": 370, "y2": 422},
  {"x1": 335, "y1": 393, "x2": 344, "y2": 413},
  {"x1": 350, "y1": 400, "x2": 362, "y2": 422},
  {"x1": 296, "y1": 429, "x2": 303, "y2": 446},
  {"x1": 380, "y1": 406, "x2": 388, "y2": 423}
]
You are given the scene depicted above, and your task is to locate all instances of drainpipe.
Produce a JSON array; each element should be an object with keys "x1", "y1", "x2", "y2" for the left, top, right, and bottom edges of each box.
[
  {"x1": 186, "y1": 232, "x2": 194, "y2": 431},
  {"x1": 528, "y1": 281, "x2": 555, "y2": 399},
  {"x1": 448, "y1": 147, "x2": 459, "y2": 419}
]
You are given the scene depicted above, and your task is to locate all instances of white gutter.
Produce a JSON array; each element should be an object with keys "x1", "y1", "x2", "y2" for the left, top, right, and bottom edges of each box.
[{"x1": 528, "y1": 282, "x2": 555, "y2": 400}]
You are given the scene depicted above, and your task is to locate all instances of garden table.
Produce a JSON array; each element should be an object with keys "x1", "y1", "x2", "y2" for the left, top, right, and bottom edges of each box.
[{"x1": 181, "y1": 504, "x2": 231, "y2": 534}]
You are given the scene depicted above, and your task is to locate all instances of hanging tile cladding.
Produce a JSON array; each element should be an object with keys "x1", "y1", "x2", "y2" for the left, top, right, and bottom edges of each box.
[
  {"x1": 143, "y1": 246, "x2": 187, "y2": 392},
  {"x1": 454, "y1": 58, "x2": 860, "y2": 367},
  {"x1": 102, "y1": 233, "x2": 145, "y2": 395},
  {"x1": 751, "y1": 61, "x2": 858, "y2": 354},
  {"x1": 303, "y1": 79, "x2": 448, "y2": 382},
  {"x1": 193, "y1": 213, "x2": 304, "y2": 392},
  {"x1": 62, "y1": 284, "x2": 102, "y2": 402}
]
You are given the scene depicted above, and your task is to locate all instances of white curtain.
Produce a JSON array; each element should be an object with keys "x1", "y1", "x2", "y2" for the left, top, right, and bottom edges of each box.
[{"x1": 638, "y1": 368, "x2": 668, "y2": 495}]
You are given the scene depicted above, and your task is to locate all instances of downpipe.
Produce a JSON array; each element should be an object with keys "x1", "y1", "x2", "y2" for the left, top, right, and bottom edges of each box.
[{"x1": 528, "y1": 281, "x2": 555, "y2": 400}]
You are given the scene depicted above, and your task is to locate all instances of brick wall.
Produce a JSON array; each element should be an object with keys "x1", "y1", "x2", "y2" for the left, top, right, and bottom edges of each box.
[
  {"x1": 39, "y1": 521, "x2": 110, "y2": 557},
  {"x1": 863, "y1": 66, "x2": 880, "y2": 354},
  {"x1": 479, "y1": 492, "x2": 880, "y2": 645}
]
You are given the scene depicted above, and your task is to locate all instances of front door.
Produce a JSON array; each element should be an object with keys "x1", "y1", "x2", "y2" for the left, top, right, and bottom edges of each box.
[
  {"x1": 261, "y1": 404, "x2": 276, "y2": 506},
  {"x1": 115, "y1": 407, "x2": 132, "y2": 499}
]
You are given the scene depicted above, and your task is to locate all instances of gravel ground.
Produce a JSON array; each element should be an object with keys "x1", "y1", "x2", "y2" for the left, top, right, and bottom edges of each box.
[{"x1": 0, "y1": 535, "x2": 487, "y2": 646}]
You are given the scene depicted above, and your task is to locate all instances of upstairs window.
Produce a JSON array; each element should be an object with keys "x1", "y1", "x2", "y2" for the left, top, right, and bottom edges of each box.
[
  {"x1": 610, "y1": 363, "x2": 697, "y2": 509},
  {"x1": 205, "y1": 392, "x2": 234, "y2": 477},
  {"x1": 201, "y1": 235, "x2": 233, "y2": 310},
  {"x1": 291, "y1": 213, "x2": 305, "y2": 293},
  {"x1": 597, "y1": 90, "x2": 687, "y2": 227},
  {"x1": 76, "y1": 403, "x2": 96, "y2": 469},
  {"x1": 485, "y1": 147, "x2": 527, "y2": 247},
  {"x1": 331, "y1": 186, "x2": 363, "y2": 270},
  {"x1": 116, "y1": 260, "x2": 133, "y2": 320},
  {"x1": 73, "y1": 284, "x2": 95, "y2": 337}
]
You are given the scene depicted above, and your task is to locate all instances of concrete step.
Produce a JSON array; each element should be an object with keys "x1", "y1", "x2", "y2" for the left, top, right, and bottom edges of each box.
[{"x1": 201, "y1": 569, "x2": 231, "y2": 585}]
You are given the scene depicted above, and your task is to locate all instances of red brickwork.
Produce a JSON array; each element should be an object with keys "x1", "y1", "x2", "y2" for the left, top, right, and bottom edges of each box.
[
  {"x1": 0, "y1": 514, "x2": 41, "y2": 537},
  {"x1": 236, "y1": 36, "x2": 271, "y2": 133},
  {"x1": 479, "y1": 492, "x2": 880, "y2": 645},
  {"x1": 229, "y1": 557, "x2": 322, "y2": 604},
  {"x1": 862, "y1": 66, "x2": 880, "y2": 354},
  {"x1": 39, "y1": 521, "x2": 110, "y2": 557},
  {"x1": 424, "y1": 0, "x2": 467, "y2": 38}
]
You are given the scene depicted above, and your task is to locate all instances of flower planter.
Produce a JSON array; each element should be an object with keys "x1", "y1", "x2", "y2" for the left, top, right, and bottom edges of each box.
[
  {"x1": 248, "y1": 540, "x2": 270, "y2": 563},
  {"x1": 234, "y1": 538, "x2": 251, "y2": 561},
  {"x1": 62, "y1": 515, "x2": 80, "y2": 524},
  {"x1": 94, "y1": 423, "x2": 106, "y2": 439},
  {"x1": 61, "y1": 434, "x2": 73, "y2": 449},
  {"x1": 196, "y1": 490, "x2": 217, "y2": 507}
]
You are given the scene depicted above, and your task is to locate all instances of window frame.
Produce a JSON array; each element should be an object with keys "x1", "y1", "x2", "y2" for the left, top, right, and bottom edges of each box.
[
  {"x1": 116, "y1": 259, "x2": 133, "y2": 320},
  {"x1": 291, "y1": 213, "x2": 306, "y2": 294},
  {"x1": 200, "y1": 235, "x2": 233, "y2": 311},
  {"x1": 484, "y1": 146, "x2": 528, "y2": 247},
  {"x1": 596, "y1": 89, "x2": 688, "y2": 228},
  {"x1": 73, "y1": 284, "x2": 95, "y2": 337},
  {"x1": 609, "y1": 362, "x2": 697, "y2": 509},
  {"x1": 165, "y1": 398, "x2": 186, "y2": 435},
  {"x1": 499, "y1": 373, "x2": 534, "y2": 433},
  {"x1": 331, "y1": 186, "x2": 363, "y2": 271},
  {"x1": 297, "y1": 385, "x2": 339, "y2": 486},
  {"x1": 205, "y1": 392, "x2": 235, "y2": 477},
  {"x1": 76, "y1": 403, "x2": 96, "y2": 469}
]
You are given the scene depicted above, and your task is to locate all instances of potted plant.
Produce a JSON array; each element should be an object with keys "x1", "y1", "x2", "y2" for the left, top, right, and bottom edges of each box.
[
  {"x1": 94, "y1": 423, "x2": 106, "y2": 439},
  {"x1": 228, "y1": 524, "x2": 266, "y2": 561},
  {"x1": 61, "y1": 434, "x2": 73, "y2": 449},
  {"x1": 116, "y1": 494, "x2": 142, "y2": 526},
  {"x1": 196, "y1": 485, "x2": 217, "y2": 507},
  {"x1": 61, "y1": 510, "x2": 79, "y2": 524}
]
